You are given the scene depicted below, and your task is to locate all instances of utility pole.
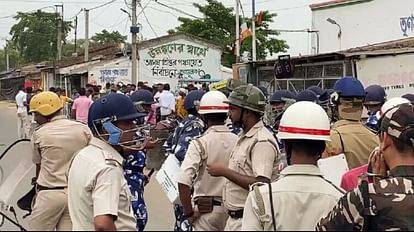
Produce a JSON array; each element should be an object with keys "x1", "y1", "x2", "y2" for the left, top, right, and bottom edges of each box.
[
  {"x1": 131, "y1": 0, "x2": 138, "y2": 85},
  {"x1": 5, "y1": 45, "x2": 9, "y2": 71},
  {"x1": 84, "y1": 9, "x2": 89, "y2": 62},
  {"x1": 235, "y1": 0, "x2": 240, "y2": 63},
  {"x1": 56, "y1": 4, "x2": 63, "y2": 61},
  {"x1": 251, "y1": 0, "x2": 257, "y2": 61},
  {"x1": 74, "y1": 16, "x2": 78, "y2": 54}
]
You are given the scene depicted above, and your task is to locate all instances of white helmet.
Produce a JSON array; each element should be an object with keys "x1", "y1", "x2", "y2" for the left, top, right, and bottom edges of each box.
[
  {"x1": 198, "y1": 90, "x2": 229, "y2": 114},
  {"x1": 278, "y1": 101, "x2": 331, "y2": 141},
  {"x1": 378, "y1": 97, "x2": 411, "y2": 119}
]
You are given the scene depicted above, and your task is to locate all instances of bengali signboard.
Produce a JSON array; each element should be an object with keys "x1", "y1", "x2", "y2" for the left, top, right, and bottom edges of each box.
[{"x1": 139, "y1": 38, "x2": 222, "y2": 88}]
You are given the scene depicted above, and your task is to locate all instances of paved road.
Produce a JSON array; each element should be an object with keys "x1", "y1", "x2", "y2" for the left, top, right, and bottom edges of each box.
[{"x1": 0, "y1": 102, "x2": 174, "y2": 231}]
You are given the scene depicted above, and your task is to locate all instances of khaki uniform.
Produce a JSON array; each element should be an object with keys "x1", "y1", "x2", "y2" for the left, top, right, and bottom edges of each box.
[
  {"x1": 67, "y1": 138, "x2": 136, "y2": 231},
  {"x1": 242, "y1": 165, "x2": 343, "y2": 231},
  {"x1": 325, "y1": 119, "x2": 379, "y2": 169},
  {"x1": 178, "y1": 125, "x2": 238, "y2": 231},
  {"x1": 223, "y1": 121, "x2": 280, "y2": 231},
  {"x1": 317, "y1": 166, "x2": 414, "y2": 231},
  {"x1": 29, "y1": 115, "x2": 91, "y2": 231}
]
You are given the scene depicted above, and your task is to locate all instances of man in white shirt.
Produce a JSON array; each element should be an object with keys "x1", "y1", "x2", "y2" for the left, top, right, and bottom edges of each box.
[
  {"x1": 158, "y1": 83, "x2": 176, "y2": 120},
  {"x1": 153, "y1": 83, "x2": 163, "y2": 102},
  {"x1": 15, "y1": 87, "x2": 28, "y2": 139}
]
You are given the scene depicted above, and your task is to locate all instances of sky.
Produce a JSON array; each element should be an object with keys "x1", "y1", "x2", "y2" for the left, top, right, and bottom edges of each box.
[{"x1": 0, "y1": 0, "x2": 327, "y2": 56}]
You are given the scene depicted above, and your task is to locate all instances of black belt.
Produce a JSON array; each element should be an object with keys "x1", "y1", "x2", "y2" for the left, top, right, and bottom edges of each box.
[
  {"x1": 227, "y1": 209, "x2": 243, "y2": 219},
  {"x1": 37, "y1": 185, "x2": 65, "y2": 191},
  {"x1": 212, "y1": 200, "x2": 222, "y2": 206}
]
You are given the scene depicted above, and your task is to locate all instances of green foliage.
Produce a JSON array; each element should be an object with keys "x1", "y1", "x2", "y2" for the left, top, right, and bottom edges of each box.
[
  {"x1": 90, "y1": 29, "x2": 127, "y2": 45},
  {"x1": 0, "y1": 47, "x2": 21, "y2": 71},
  {"x1": 9, "y1": 10, "x2": 72, "y2": 63},
  {"x1": 169, "y1": 0, "x2": 288, "y2": 67}
]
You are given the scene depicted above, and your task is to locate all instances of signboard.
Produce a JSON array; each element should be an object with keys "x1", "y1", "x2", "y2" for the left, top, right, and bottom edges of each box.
[
  {"x1": 357, "y1": 53, "x2": 414, "y2": 98},
  {"x1": 139, "y1": 39, "x2": 222, "y2": 89}
]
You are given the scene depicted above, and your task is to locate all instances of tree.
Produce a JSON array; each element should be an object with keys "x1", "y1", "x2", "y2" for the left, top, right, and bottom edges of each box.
[
  {"x1": 168, "y1": 0, "x2": 288, "y2": 67},
  {"x1": 0, "y1": 46, "x2": 21, "y2": 71},
  {"x1": 90, "y1": 30, "x2": 127, "y2": 45},
  {"x1": 9, "y1": 10, "x2": 72, "y2": 63}
]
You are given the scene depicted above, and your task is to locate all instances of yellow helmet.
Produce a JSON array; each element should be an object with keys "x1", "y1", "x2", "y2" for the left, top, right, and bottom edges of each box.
[{"x1": 30, "y1": 91, "x2": 62, "y2": 116}]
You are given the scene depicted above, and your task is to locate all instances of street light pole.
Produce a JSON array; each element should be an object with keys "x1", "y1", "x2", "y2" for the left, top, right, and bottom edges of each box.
[
  {"x1": 251, "y1": 0, "x2": 257, "y2": 61},
  {"x1": 131, "y1": 0, "x2": 138, "y2": 85},
  {"x1": 235, "y1": 0, "x2": 240, "y2": 63}
]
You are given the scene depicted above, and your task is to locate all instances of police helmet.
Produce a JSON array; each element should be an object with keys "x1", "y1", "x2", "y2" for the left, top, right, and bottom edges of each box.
[
  {"x1": 333, "y1": 76, "x2": 365, "y2": 98},
  {"x1": 88, "y1": 94, "x2": 146, "y2": 135},
  {"x1": 130, "y1": 90, "x2": 156, "y2": 105},
  {"x1": 295, "y1": 90, "x2": 318, "y2": 102},
  {"x1": 184, "y1": 90, "x2": 205, "y2": 110},
  {"x1": 224, "y1": 84, "x2": 266, "y2": 114},
  {"x1": 364, "y1": 85, "x2": 386, "y2": 105},
  {"x1": 269, "y1": 90, "x2": 295, "y2": 104}
]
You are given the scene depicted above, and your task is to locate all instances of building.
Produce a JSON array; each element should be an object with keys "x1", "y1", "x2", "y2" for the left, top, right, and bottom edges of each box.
[{"x1": 310, "y1": 0, "x2": 414, "y2": 53}]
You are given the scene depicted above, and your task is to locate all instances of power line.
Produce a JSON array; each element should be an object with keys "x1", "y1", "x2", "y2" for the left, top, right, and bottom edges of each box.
[
  {"x1": 153, "y1": 0, "x2": 202, "y2": 19},
  {"x1": 0, "y1": 5, "x2": 56, "y2": 20},
  {"x1": 88, "y1": 0, "x2": 119, "y2": 11},
  {"x1": 138, "y1": 1, "x2": 157, "y2": 37}
]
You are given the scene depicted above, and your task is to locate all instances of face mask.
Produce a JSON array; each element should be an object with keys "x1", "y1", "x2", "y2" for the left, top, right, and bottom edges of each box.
[
  {"x1": 232, "y1": 109, "x2": 244, "y2": 129},
  {"x1": 102, "y1": 122, "x2": 122, "y2": 145}
]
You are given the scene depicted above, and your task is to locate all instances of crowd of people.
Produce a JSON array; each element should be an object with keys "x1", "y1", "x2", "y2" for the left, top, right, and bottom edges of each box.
[{"x1": 13, "y1": 76, "x2": 414, "y2": 231}]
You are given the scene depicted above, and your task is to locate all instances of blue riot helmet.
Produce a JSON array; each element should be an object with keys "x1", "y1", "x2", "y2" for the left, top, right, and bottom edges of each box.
[
  {"x1": 269, "y1": 90, "x2": 295, "y2": 104},
  {"x1": 332, "y1": 76, "x2": 366, "y2": 121},
  {"x1": 364, "y1": 85, "x2": 386, "y2": 106},
  {"x1": 184, "y1": 90, "x2": 205, "y2": 112},
  {"x1": 307, "y1": 86, "x2": 324, "y2": 97},
  {"x1": 258, "y1": 86, "x2": 269, "y2": 98},
  {"x1": 307, "y1": 86, "x2": 329, "y2": 106},
  {"x1": 295, "y1": 90, "x2": 318, "y2": 102},
  {"x1": 332, "y1": 76, "x2": 365, "y2": 100},
  {"x1": 130, "y1": 89, "x2": 156, "y2": 113},
  {"x1": 88, "y1": 94, "x2": 147, "y2": 147}
]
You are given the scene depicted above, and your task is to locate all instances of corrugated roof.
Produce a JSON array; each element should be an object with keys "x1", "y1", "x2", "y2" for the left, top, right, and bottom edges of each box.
[{"x1": 310, "y1": 0, "x2": 370, "y2": 10}]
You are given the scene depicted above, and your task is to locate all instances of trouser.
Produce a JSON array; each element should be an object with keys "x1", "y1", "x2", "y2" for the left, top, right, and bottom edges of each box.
[
  {"x1": 193, "y1": 205, "x2": 228, "y2": 231},
  {"x1": 26, "y1": 114, "x2": 36, "y2": 138},
  {"x1": 17, "y1": 112, "x2": 28, "y2": 139},
  {"x1": 29, "y1": 189, "x2": 72, "y2": 231},
  {"x1": 224, "y1": 216, "x2": 243, "y2": 231}
]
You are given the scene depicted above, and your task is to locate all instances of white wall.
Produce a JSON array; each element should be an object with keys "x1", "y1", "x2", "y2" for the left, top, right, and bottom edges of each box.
[
  {"x1": 312, "y1": 0, "x2": 414, "y2": 53},
  {"x1": 357, "y1": 53, "x2": 414, "y2": 98},
  {"x1": 88, "y1": 58, "x2": 131, "y2": 86},
  {"x1": 139, "y1": 38, "x2": 222, "y2": 89}
]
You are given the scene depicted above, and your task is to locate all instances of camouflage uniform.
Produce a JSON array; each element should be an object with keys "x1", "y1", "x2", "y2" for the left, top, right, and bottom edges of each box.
[
  {"x1": 123, "y1": 151, "x2": 148, "y2": 231},
  {"x1": 365, "y1": 111, "x2": 380, "y2": 132},
  {"x1": 318, "y1": 103, "x2": 414, "y2": 231},
  {"x1": 316, "y1": 166, "x2": 414, "y2": 231},
  {"x1": 164, "y1": 114, "x2": 205, "y2": 232}
]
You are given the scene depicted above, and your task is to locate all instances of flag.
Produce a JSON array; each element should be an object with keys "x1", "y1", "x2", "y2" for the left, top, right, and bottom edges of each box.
[
  {"x1": 256, "y1": 11, "x2": 264, "y2": 27},
  {"x1": 240, "y1": 22, "x2": 252, "y2": 44}
]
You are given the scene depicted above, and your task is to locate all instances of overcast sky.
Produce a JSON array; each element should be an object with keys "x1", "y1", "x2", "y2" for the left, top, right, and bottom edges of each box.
[{"x1": 0, "y1": 0, "x2": 326, "y2": 56}]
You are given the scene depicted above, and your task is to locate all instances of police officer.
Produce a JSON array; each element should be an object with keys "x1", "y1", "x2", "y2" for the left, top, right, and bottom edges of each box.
[
  {"x1": 164, "y1": 90, "x2": 205, "y2": 231},
  {"x1": 295, "y1": 90, "x2": 318, "y2": 102},
  {"x1": 317, "y1": 102, "x2": 414, "y2": 231},
  {"x1": 364, "y1": 84, "x2": 387, "y2": 132},
  {"x1": 242, "y1": 101, "x2": 344, "y2": 231},
  {"x1": 67, "y1": 94, "x2": 142, "y2": 231},
  {"x1": 177, "y1": 90, "x2": 238, "y2": 231},
  {"x1": 325, "y1": 77, "x2": 379, "y2": 169},
  {"x1": 269, "y1": 90, "x2": 296, "y2": 130},
  {"x1": 127, "y1": 89, "x2": 159, "y2": 231},
  {"x1": 207, "y1": 84, "x2": 280, "y2": 231},
  {"x1": 307, "y1": 86, "x2": 331, "y2": 115},
  {"x1": 28, "y1": 91, "x2": 92, "y2": 231}
]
